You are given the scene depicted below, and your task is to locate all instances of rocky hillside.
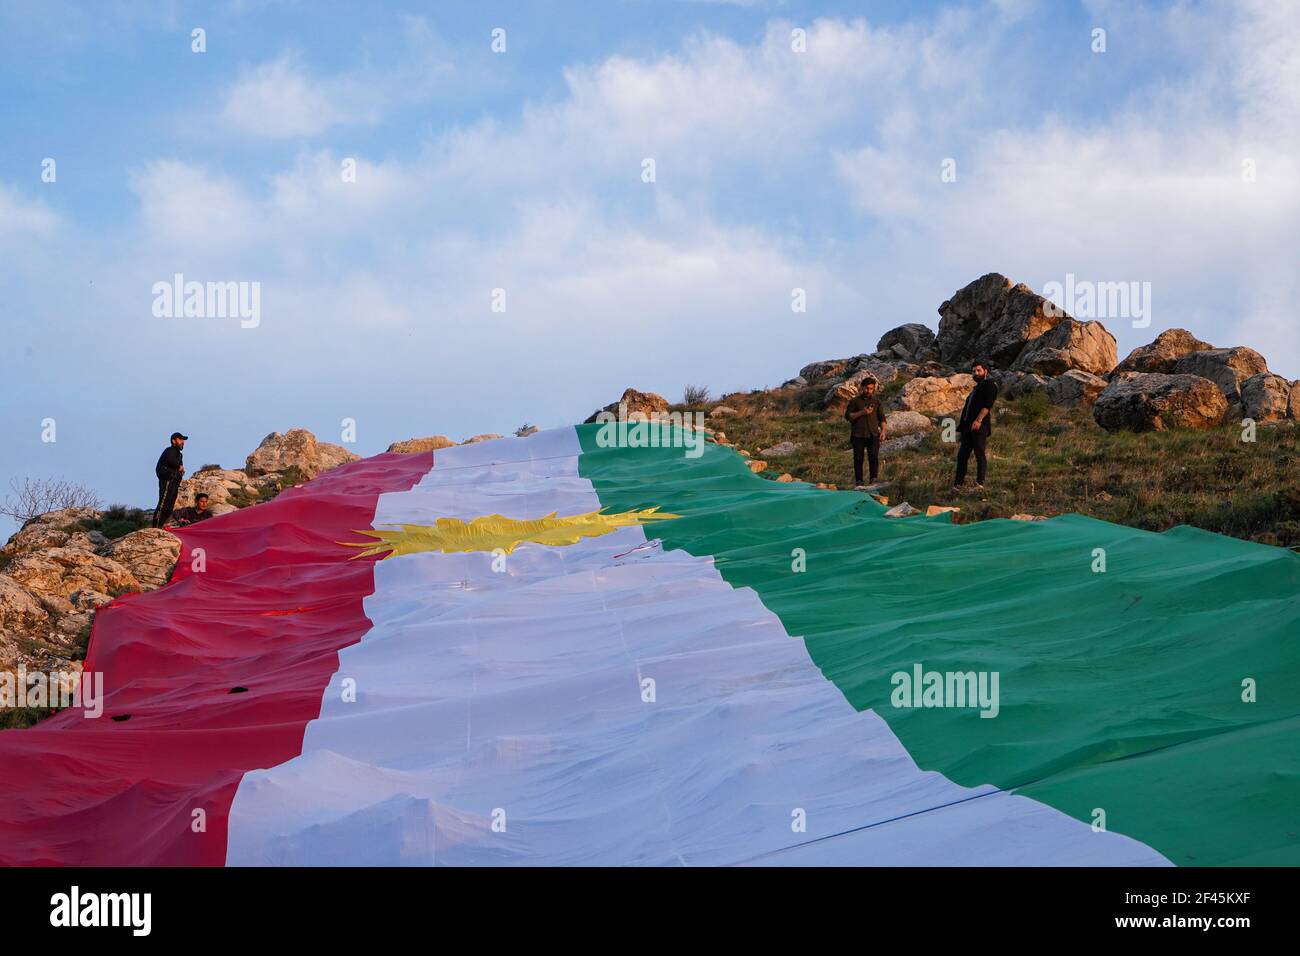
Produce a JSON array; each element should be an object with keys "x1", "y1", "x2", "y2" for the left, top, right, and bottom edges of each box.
[{"x1": 636, "y1": 272, "x2": 1297, "y2": 538}]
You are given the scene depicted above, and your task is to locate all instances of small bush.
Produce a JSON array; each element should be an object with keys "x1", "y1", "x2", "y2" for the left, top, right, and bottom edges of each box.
[
  {"x1": 683, "y1": 385, "x2": 711, "y2": 405},
  {"x1": 1014, "y1": 390, "x2": 1052, "y2": 426},
  {"x1": 79, "y1": 505, "x2": 151, "y2": 541}
]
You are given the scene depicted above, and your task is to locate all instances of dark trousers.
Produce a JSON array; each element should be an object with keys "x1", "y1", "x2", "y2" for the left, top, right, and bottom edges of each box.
[
  {"x1": 851, "y1": 436, "x2": 880, "y2": 484},
  {"x1": 954, "y1": 430, "x2": 988, "y2": 486},
  {"x1": 152, "y1": 477, "x2": 180, "y2": 528}
]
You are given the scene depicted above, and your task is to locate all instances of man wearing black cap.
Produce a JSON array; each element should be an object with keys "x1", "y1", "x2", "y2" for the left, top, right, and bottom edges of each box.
[{"x1": 152, "y1": 432, "x2": 187, "y2": 528}]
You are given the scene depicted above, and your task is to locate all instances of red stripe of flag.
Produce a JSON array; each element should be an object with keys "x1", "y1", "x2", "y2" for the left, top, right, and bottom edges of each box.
[{"x1": 0, "y1": 452, "x2": 432, "y2": 865}]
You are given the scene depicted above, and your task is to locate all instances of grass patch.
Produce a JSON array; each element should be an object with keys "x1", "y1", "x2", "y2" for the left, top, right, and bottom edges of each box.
[
  {"x1": 78, "y1": 504, "x2": 151, "y2": 540},
  {"x1": 688, "y1": 394, "x2": 1300, "y2": 548}
]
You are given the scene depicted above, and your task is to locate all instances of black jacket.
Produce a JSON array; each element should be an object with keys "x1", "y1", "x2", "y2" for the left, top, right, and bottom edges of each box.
[
  {"x1": 171, "y1": 506, "x2": 211, "y2": 525},
  {"x1": 958, "y1": 379, "x2": 998, "y2": 435},
  {"x1": 155, "y1": 446, "x2": 183, "y2": 482},
  {"x1": 844, "y1": 393, "x2": 887, "y2": 438}
]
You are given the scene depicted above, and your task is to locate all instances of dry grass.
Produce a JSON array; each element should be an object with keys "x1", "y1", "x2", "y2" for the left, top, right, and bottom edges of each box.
[{"x1": 684, "y1": 386, "x2": 1300, "y2": 549}]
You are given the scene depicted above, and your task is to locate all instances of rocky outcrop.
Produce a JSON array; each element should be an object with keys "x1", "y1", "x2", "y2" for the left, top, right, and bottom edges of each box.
[
  {"x1": 877, "y1": 324, "x2": 938, "y2": 362},
  {"x1": 1011, "y1": 318, "x2": 1117, "y2": 377},
  {"x1": 799, "y1": 359, "x2": 853, "y2": 385},
  {"x1": 894, "y1": 373, "x2": 975, "y2": 417},
  {"x1": 101, "y1": 529, "x2": 181, "y2": 591},
  {"x1": 4, "y1": 548, "x2": 137, "y2": 614},
  {"x1": 1239, "y1": 373, "x2": 1300, "y2": 422},
  {"x1": 1045, "y1": 369, "x2": 1108, "y2": 407},
  {"x1": 173, "y1": 468, "x2": 261, "y2": 510},
  {"x1": 387, "y1": 435, "x2": 456, "y2": 454},
  {"x1": 0, "y1": 574, "x2": 49, "y2": 641},
  {"x1": 708, "y1": 406, "x2": 738, "y2": 418},
  {"x1": 1093, "y1": 373, "x2": 1229, "y2": 432},
  {"x1": 462, "y1": 434, "x2": 504, "y2": 444},
  {"x1": 1113, "y1": 329, "x2": 1213, "y2": 375},
  {"x1": 1169, "y1": 347, "x2": 1268, "y2": 402},
  {"x1": 936, "y1": 273, "x2": 1065, "y2": 369},
  {"x1": 0, "y1": 507, "x2": 104, "y2": 560},
  {"x1": 998, "y1": 371, "x2": 1050, "y2": 399},
  {"x1": 245, "y1": 429, "x2": 360, "y2": 479},
  {"x1": 584, "y1": 388, "x2": 671, "y2": 424}
]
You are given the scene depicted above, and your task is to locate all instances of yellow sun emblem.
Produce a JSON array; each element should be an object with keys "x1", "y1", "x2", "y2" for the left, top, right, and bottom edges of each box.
[{"x1": 339, "y1": 507, "x2": 679, "y2": 560}]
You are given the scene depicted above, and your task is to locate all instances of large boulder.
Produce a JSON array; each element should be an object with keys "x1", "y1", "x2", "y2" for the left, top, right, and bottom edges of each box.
[
  {"x1": 4, "y1": 547, "x2": 138, "y2": 613},
  {"x1": 0, "y1": 507, "x2": 103, "y2": 561},
  {"x1": 1045, "y1": 369, "x2": 1109, "y2": 407},
  {"x1": 462, "y1": 433, "x2": 504, "y2": 444},
  {"x1": 100, "y1": 528, "x2": 181, "y2": 591},
  {"x1": 798, "y1": 359, "x2": 853, "y2": 385},
  {"x1": 1092, "y1": 373, "x2": 1229, "y2": 432},
  {"x1": 245, "y1": 429, "x2": 360, "y2": 479},
  {"x1": 1239, "y1": 373, "x2": 1299, "y2": 422},
  {"x1": 387, "y1": 435, "x2": 456, "y2": 454},
  {"x1": 1112, "y1": 328, "x2": 1213, "y2": 375},
  {"x1": 584, "y1": 388, "x2": 671, "y2": 424},
  {"x1": 894, "y1": 373, "x2": 976, "y2": 418},
  {"x1": 1011, "y1": 318, "x2": 1117, "y2": 376},
  {"x1": 1169, "y1": 347, "x2": 1268, "y2": 402},
  {"x1": 876, "y1": 324, "x2": 937, "y2": 361},
  {"x1": 884, "y1": 411, "x2": 933, "y2": 436},
  {"x1": 936, "y1": 273, "x2": 1064, "y2": 369},
  {"x1": 997, "y1": 370, "x2": 1050, "y2": 399}
]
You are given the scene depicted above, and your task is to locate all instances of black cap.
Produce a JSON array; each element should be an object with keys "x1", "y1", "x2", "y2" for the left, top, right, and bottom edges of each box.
[{"x1": 171, "y1": 432, "x2": 188, "y2": 441}]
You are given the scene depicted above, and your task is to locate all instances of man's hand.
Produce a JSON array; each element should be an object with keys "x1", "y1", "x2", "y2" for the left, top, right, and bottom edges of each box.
[{"x1": 179, "y1": 466, "x2": 185, "y2": 475}]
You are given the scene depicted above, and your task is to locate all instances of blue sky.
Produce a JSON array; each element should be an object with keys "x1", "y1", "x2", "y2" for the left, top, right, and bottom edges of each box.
[{"x1": 2, "y1": 0, "x2": 1297, "y2": 533}]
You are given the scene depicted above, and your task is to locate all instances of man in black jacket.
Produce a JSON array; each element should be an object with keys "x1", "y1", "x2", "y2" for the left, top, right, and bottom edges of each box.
[
  {"x1": 953, "y1": 362, "x2": 997, "y2": 492},
  {"x1": 171, "y1": 492, "x2": 213, "y2": 526},
  {"x1": 844, "y1": 378, "x2": 888, "y2": 489},
  {"x1": 151, "y1": 432, "x2": 187, "y2": 528}
]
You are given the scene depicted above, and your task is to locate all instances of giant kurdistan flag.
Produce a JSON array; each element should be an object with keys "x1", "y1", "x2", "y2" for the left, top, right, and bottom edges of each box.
[{"x1": 1, "y1": 425, "x2": 1297, "y2": 865}]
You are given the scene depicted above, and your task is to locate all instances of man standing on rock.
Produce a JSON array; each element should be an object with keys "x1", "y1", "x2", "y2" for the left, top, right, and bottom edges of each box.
[
  {"x1": 953, "y1": 362, "x2": 998, "y2": 493},
  {"x1": 151, "y1": 431, "x2": 187, "y2": 528},
  {"x1": 845, "y1": 378, "x2": 887, "y2": 490}
]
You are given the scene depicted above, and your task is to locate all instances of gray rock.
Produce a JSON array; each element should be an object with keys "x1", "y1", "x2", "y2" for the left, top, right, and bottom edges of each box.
[
  {"x1": 1045, "y1": 369, "x2": 1109, "y2": 407},
  {"x1": 884, "y1": 411, "x2": 933, "y2": 436},
  {"x1": 880, "y1": 432, "x2": 925, "y2": 453},
  {"x1": 1011, "y1": 318, "x2": 1117, "y2": 376},
  {"x1": 1112, "y1": 328, "x2": 1213, "y2": 376},
  {"x1": 1092, "y1": 372, "x2": 1229, "y2": 431},
  {"x1": 1170, "y1": 347, "x2": 1268, "y2": 401},
  {"x1": 1240, "y1": 372, "x2": 1297, "y2": 422},
  {"x1": 877, "y1": 323, "x2": 937, "y2": 360},
  {"x1": 936, "y1": 273, "x2": 1064, "y2": 369}
]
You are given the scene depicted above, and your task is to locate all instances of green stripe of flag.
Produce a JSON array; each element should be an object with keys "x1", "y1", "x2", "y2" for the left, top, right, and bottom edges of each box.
[{"x1": 576, "y1": 424, "x2": 1300, "y2": 865}]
